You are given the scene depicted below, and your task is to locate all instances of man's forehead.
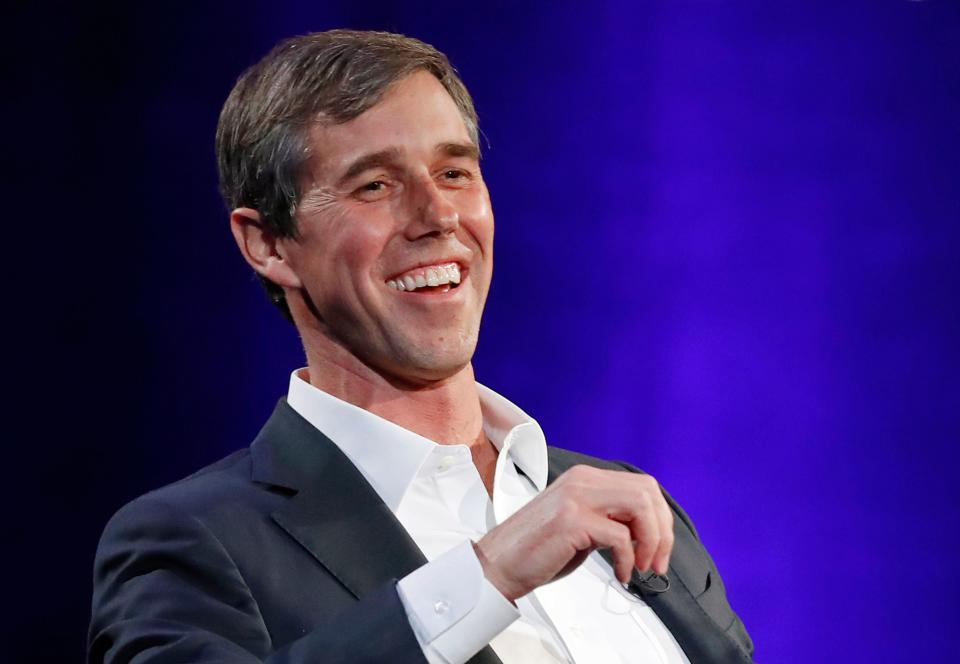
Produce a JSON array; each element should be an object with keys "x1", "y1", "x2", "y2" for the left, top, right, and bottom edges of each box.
[{"x1": 300, "y1": 71, "x2": 475, "y2": 177}]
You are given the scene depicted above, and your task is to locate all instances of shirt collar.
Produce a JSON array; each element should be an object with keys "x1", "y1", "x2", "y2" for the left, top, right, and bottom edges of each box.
[
  {"x1": 285, "y1": 370, "x2": 548, "y2": 511},
  {"x1": 476, "y1": 382, "x2": 548, "y2": 491}
]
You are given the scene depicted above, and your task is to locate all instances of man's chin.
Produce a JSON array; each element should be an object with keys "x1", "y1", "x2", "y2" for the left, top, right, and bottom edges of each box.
[
  {"x1": 386, "y1": 358, "x2": 473, "y2": 387},
  {"x1": 373, "y1": 341, "x2": 477, "y2": 387}
]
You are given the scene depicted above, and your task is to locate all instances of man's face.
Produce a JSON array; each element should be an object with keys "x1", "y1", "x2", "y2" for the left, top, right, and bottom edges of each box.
[{"x1": 280, "y1": 71, "x2": 494, "y2": 383}]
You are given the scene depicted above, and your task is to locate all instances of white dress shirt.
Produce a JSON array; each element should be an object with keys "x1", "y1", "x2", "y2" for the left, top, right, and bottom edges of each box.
[{"x1": 287, "y1": 370, "x2": 690, "y2": 664}]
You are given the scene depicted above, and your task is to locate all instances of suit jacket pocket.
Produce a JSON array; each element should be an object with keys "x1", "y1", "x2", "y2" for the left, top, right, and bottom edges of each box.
[
  {"x1": 670, "y1": 534, "x2": 737, "y2": 631},
  {"x1": 668, "y1": 527, "x2": 711, "y2": 597},
  {"x1": 694, "y1": 571, "x2": 737, "y2": 630}
]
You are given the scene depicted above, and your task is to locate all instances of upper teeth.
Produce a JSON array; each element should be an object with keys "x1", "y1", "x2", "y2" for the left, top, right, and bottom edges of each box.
[{"x1": 387, "y1": 263, "x2": 462, "y2": 291}]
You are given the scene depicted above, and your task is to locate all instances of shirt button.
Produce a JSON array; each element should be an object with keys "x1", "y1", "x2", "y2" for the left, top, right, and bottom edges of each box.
[
  {"x1": 433, "y1": 600, "x2": 450, "y2": 615},
  {"x1": 570, "y1": 625, "x2": 584, "y2": 639},
  {"x1": 437, "y1": 455, "x2": 456, "y2": 472}
]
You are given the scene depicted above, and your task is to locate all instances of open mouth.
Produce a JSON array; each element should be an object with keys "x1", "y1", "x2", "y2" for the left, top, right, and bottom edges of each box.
[{"x1": 386, "y1": 262, "x2": 464, "y2": 294}]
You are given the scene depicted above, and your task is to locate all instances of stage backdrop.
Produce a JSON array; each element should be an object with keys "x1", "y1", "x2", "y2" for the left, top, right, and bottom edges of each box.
[{"x1": 9, "y1": 2, "x2": 959, "y2": 662}]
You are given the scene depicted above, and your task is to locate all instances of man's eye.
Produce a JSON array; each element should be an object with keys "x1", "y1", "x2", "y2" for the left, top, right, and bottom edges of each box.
[
  {"x1": 443, "y1": 169, "x2": 469, "y2": 182},
  {"x1": 354, "y1": 180, "x2": 390, "y2": 200}
]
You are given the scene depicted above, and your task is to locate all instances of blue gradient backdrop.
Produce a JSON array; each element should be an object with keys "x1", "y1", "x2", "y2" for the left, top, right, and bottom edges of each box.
[{"x1": 10, "y1": 2, "x2": 959, "y2": 662}]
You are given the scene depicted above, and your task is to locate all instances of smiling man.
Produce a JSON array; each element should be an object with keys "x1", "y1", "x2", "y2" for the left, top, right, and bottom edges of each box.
[{"x1": 89, "y1": 30, "x2": 753, "y2": 664}]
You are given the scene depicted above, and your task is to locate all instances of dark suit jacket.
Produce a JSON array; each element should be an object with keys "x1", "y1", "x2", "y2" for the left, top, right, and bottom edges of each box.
[{"x1": 89, "y1": 399, "x2": 754, "y2": 663}]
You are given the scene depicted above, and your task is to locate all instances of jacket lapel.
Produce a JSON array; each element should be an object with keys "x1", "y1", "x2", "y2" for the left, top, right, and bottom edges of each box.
[
  {"x1": 252, "y1": 399, "x2": 427, "y2": 596},
  {"x1": 251, "y1": 400, "x2": 503, "y2": 664}
]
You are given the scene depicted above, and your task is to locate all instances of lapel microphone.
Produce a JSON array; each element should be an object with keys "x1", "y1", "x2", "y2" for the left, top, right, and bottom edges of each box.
[
  {"x1": 628, "y1": 569, "x2": 671, "y2": 597},
  {"x1": 596, "y1": 547, "x2": 671, "y2": 596}
]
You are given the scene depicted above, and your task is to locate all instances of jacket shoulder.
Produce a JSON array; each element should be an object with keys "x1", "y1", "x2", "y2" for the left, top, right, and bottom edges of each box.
[
  {"x1": 97, "y1": 446, "x2": 287, "y2": 558},
  {"x1": 119, "y1": 448, "x2": 253, "y2": 516},
  {"x1": 546, "y1": 445, "x2": 646, "y2": 474}
]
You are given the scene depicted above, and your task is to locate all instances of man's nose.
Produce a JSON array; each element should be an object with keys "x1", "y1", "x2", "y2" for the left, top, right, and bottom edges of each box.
[{"x1": 404, "y1": 178, "x2": 459, "y2": 238}]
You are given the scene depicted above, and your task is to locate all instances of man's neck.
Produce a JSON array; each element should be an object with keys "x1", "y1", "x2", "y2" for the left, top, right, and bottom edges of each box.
[
  {"x1": 302, "y1": 348, "x2": 499, "y2": 494},
  {"x1": 301, "y1": 347, "x2": 486, "y2": 450}
]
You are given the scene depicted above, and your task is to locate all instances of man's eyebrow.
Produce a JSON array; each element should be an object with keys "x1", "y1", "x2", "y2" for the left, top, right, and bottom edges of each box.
[
  {"x1": 438, "y1": 142, "x2": 481, "y2": 161},
  {"x1": 336, "y1": 143, "x2": 480, "y2": 187},
  {"x1": 338, "y1": 148, "x2": 403, "y2": 186}
]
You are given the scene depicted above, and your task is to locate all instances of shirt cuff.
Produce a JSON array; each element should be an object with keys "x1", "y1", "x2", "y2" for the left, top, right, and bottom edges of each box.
[{"x1": 397, "y1": 539, "x2": 520, "y2": 664}]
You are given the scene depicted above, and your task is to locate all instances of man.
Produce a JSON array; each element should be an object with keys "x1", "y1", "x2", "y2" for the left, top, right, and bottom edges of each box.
[{"x1": 89, "y1": 30, "x2": 753, "y2": 663}]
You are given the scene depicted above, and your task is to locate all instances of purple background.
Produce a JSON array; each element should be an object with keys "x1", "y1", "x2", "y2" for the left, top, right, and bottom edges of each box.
[{"x1": 10, "y1": 2, "x2": 959, "y2": 661}]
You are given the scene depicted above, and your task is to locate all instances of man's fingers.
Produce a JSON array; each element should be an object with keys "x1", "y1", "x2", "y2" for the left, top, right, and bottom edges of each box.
[
  {"x1": 551, "y1": 467, "x2": 676, "y2": 578},
  {"x1": 652, "y1": 492, "x2": 675, "y2": 575},
  {"x1": 600, "y1": 473, "x2": 673, "y2": 575},
  {"x1": 480, "y1": 467, "x2": 678, "y2": 600},
  {"x1": 585, "y1": 517, "x2": 635, "y2": 584},
  {"x1": 626, "y1": 491, "x2": 660, "y2": 572}
]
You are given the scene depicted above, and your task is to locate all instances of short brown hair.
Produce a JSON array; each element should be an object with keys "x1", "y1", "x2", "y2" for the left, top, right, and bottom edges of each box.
[{"x1": 215, "y1": 30, "x2": 480, "y2": 320}]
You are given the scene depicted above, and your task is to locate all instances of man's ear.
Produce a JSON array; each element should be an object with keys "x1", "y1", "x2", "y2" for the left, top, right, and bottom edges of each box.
[{"x1": 229, "y1": 208, "x2": 302, "y2": 289}]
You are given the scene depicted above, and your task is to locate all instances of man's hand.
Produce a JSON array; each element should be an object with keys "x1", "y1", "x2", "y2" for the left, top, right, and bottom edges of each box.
[{"x1": 474, "y1": 465, "x2": 674, "y2": 601}]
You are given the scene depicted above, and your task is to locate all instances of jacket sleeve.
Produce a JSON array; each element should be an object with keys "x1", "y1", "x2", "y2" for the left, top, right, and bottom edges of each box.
[{"x1": 88, "y1": 495, "x2": 426, "y2": 664}]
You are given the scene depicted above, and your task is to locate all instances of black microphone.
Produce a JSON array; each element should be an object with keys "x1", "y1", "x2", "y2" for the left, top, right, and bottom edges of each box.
[{"x1": 628, "y1": 569, "x2": 671, "y2": 596}]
